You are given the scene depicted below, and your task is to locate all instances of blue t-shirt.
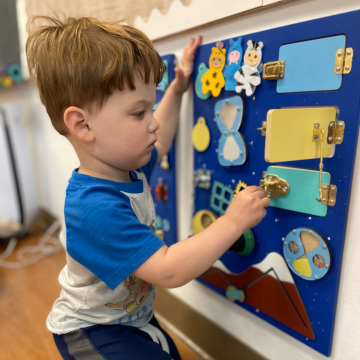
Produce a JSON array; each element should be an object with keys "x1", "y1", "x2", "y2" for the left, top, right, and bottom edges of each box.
[{"x1": 47, "y1": 148, "x2": 165, "y2": 334}]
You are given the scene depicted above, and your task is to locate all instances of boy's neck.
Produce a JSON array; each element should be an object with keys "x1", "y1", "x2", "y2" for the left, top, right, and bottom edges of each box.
[{"x1": 78, "y1": 165, "x2": 132, "y2": 183}]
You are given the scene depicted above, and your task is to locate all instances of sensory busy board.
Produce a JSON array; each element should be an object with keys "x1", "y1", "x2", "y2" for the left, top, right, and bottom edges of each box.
[
  {"x1": 150, "y1": 54, "x2": 178, "y2": 247},
  {"x1": 191, "y1": 11, "x2": 360, "y2": 356}
]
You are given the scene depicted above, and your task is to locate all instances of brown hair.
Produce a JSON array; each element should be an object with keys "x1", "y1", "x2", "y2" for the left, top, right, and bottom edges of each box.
[{"x1": 26, "y1": 16, "x2": 164, "y2": 135}]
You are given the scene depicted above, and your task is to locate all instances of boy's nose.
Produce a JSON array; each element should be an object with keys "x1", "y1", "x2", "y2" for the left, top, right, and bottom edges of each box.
[{"x1": 150, "y1": 116, "x2": 160, "y2": 133}]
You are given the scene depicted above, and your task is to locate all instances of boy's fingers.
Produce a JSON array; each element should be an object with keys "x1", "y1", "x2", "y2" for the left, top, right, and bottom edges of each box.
[
  {"x1": 261, "y1": 197, "x2": 271, "y2": 208},
  {"x1": 244, "y1": 185, "x2": 263, "y2": 193},
  {"x1": 174, "y1": 67, "x2": 185, "y2": 80}
]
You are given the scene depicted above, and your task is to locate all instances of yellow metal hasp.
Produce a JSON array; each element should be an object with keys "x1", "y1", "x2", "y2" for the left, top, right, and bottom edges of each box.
[
  {"x1": 257, "y1": 121, "x2": 267, "y2": 136},
  {"x1": 259, "y1": 172, "x2": 289, "y2": 199},
  {"x1": 262, "y1": 60, "x2": 285, "y2": 80},
  {"x1": 327, "y1": 121, "x2": 345, "y2": 144},
  {"x1": 334, "y1": 48, "x2": 353, "y2": 74},
  {"x1": 313, "y1": 125, "x2": 337, "y2": 206}
]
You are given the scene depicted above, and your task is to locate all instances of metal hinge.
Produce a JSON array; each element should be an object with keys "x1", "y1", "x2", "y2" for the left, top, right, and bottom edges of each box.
[
  {"x1": 194, "y1": 169, "x2": 211, "y2": 189},
  {"x1": 262, "y1": 60, "x2": 285, "y2": 80},
  {"x1": 334, "y1": 48, "x2": 353, "y2": 74},
  {"x1": 327, "y1": 121, "x2": 345, "y2": 144},
  {"x1": 319, "y1": 184, "x2": 337, "y2": 206},
  {"x1": 259, "y1": 172, "x2": 290, "y2": 198}
]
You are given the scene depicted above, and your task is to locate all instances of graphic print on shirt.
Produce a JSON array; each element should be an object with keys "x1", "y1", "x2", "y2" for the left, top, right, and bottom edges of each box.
[{"x1": 106, "y1": 275, "x2": 153, "y2": 313}]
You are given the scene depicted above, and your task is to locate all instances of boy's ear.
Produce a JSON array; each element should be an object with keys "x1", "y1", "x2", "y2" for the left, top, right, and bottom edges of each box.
[{"x1": 63, "y1": 106, "x2": 94, "y2": 143}]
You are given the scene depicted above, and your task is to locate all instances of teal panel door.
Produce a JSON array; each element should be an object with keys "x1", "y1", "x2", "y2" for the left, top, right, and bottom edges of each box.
[
  {"x1": 268, "y1": 166, "x2": 331, "y2": 217},
  {"x1": 277, "y1": 35, "x2": 346, "y2": 93}
]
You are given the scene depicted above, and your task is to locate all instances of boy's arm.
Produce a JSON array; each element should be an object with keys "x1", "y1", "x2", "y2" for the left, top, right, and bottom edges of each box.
[
  {"x1": 154, "y1": 36, "x2": 202, "y2": 161},
  {"x1": 133, "y1": 186, "x2": 270, "y2": 288}
]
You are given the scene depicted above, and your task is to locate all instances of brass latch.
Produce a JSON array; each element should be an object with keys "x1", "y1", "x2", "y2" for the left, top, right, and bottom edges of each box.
[
  {"x1": 334, "y1": 48, "x2": 353, "y2": 74},
  {"x1": 327, "y1": 121, "x2": 345, "y2": 144},
  {"x1": 257, "y1": 121, "x2": 267, "y2": 136},
  {"x1": 262, "y1": 60, "x2": 285, "y2": 80},
  {"x1": 260, "y1": 172, "x2": 290, "y2": 198},
  {"x1": 313, "y1": 123, "x2": 337, "y2": 206}
]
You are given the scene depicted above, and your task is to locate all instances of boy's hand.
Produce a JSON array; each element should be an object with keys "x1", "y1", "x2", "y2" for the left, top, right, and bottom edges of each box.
[
  {"x1": 172, "y1": 35, "x2": 202, "y2": 94},
  {"x1": 225, "y1": 186, "x2": 270, "y2": 234}
]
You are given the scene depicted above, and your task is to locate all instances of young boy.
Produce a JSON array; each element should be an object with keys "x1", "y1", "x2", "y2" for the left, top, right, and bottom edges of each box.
[{"x1": 26, "y1": 16, "x2": 270, "y2": 360}]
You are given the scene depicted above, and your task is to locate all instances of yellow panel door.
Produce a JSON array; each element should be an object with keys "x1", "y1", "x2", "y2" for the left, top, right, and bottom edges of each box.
[{"x1": 265, "y1": 107, "x2": 337, "y2": 162}]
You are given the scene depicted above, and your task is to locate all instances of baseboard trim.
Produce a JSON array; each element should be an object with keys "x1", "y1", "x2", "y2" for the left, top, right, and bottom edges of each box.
[{"x1": 154, "y1": 286, "x2": 267, "y2": 360}]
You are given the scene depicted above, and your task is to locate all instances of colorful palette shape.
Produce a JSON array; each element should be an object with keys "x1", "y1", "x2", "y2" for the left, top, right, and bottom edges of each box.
[
  {"x1": 200, "y1": 252, "x2": 315, "y2": 340},
  {"x1": 283, "y1": 227, "x2": 332, "y2": 281}
]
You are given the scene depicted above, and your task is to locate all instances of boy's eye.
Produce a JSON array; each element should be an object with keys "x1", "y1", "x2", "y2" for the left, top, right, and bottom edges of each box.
[{"x1": 133, "y1": 111, "x2": 145, "y2": 119}]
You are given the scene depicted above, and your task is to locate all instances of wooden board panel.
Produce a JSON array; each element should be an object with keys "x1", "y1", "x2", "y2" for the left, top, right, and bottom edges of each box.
[
  {"x1": 268, "y1": 166, "x2": 331, "y2": 217},
  {"x1": 192, "y1": 10, "x2": 360, "y2": 357},
  {"x1": 265, "y1": 107, "x2": 337, "y2": 162},
  {"x1": 277, "y1": 35, "x2": 346, "y2": 93}
]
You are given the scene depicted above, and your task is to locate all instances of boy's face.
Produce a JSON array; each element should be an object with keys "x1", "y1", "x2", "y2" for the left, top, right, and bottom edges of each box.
[{"x1": 88, "y1": 75, "x2": 158, "y2": 171}]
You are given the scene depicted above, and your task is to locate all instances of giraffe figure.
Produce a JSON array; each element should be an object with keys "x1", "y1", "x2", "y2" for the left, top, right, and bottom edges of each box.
[{"x1": 201, "y1": 42, "x2": 226, "y2": 97}]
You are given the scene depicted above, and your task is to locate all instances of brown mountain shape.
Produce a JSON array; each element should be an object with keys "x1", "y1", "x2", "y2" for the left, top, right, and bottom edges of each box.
[{"x1": 201, "y1": 267, "x2": 315, "y2": 340}]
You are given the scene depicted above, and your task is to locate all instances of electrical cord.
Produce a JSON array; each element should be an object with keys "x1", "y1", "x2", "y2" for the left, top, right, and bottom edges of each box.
[{"x1": 0, "y1": 219, "x2": 62, "y2": 268}]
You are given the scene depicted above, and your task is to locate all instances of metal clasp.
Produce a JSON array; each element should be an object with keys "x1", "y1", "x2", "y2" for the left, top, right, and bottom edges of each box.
[
  {"x1": 194, "y1": 169, "x2": 211, "y2": 189},
  {"x1": 260, "y1": 172, "x2": 289, "y2": 198},
  {"x1": 313, "y1": 124, "x2": 337, "y2": 206},
  {"x1": 257, "y1": 121, "x2": 267, "y2": 136},
  {"x1": 262, "y1": 60, "x2": 285, "y2": 80}
]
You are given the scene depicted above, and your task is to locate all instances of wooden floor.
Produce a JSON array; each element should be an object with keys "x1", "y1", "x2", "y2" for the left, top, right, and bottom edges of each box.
[{"x1": 0, "y1": 230, "x2": 203, "y2": 360}]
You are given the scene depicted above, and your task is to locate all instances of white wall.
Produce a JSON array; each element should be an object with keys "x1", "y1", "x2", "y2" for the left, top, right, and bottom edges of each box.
[{"x1": 13, "y1": 0, "x2": 360, "y2": 359}]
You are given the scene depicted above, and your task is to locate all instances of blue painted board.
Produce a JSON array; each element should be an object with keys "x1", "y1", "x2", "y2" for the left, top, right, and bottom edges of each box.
[
  {"x1": 193, "y1": 11, "x2": 360, "y2": 357},
  {"x1": 269, "y1": 166, "x2": 331, "y2": 217},
  {"x1": 150, "y1": 54, "x2": 177, "y2": 247},
  {"x1": 277, "y1": 35, "x2": 346, "y2": 93}
]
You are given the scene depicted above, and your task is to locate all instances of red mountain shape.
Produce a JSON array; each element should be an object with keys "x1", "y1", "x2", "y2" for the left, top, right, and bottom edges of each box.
[{"x1": 200, "y1": 265, "x2": 315, "y2": 340}]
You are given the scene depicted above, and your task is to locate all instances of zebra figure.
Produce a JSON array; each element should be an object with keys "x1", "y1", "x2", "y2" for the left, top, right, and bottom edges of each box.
[{"x1": 234, "y1": 40, "x2": 264, "y2": 97}]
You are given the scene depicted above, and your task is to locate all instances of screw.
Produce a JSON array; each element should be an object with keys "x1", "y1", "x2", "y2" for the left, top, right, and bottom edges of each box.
[
  {"x1": 292, "y1": 230, "x2": 296, "y2": 234},
  {"x1": 323, "y1": 245, "x2": 327, "y2": 249},
  {"x1": 315, "y1": 124, "x2": 319, "y2": 129},
  {"x1": 286, "y1": 259, "x2": 289, "y2": 263},
  {"x1": 278, "y1": 185, "x2": 281, "y2": 189},
  {"x1": 314, "y1": 135, "x2": 318, "y2": 140},
  {"x1": 323, "y1": 185, "x2": 327, "y2": 190},
  {"x1": 284, "y1": 187, "x2": 288, "y2": 191},
  {"x1": 336, "y1": 67, "x2": 341, "y2": 72},
  {"x1": 231, "y1": 130, "x2": 235, "y2": 134},
  {"x1": 314, "y1": 276, "x2": 318, "y2": 280},
  {"x1": 309, "y1": 230, "x2": 312, "y2": 234},
  {"x1": 225, "y1": 99, "x2": 228, "y2": 103},
  {"x1": 220, "y1": 153, "x2": 223, "y2": 157},
  {"x1": 298, "y1": 273, "x2": 302, "y2": 277},
  {"x1": 331, "y1": 186, "x2": 336, "y2": 191},
  {"x1": 322, "y1": 199, "x2": 326, "y2": 203},
  {"x1": 325, "y1": 264, "x2": 329, "y2": 268},
  {"x1": 267, "y1": 192, "x2": 271, "y2": 196},
  {"x1": 237, "y1": 106, "x2": 240, "y2": 110},
  {"x1": 336, "y1": 137, "x2": 341, "y2": 142},
  {"x1": 330, "y1": 200, "x2": 334, "y2": 204},
  {"x1": 229, "y1": 160, "x2": 233, "y2": 165},
  {"x1": 280, "y1": 74, "x2": 283, "y2": 78},
  {"x1": 216, "y1": 112, "x2": 220, "y2": 116},
  {"x1": 347, "y1": 50, "x2": 351, "y2": 56},
  {"x1": 338, "y1": 122, "x2": 343, "y2": 127},
  {"x1": 328, "y1": 137, "x2": 333, "y2": 142},
  {"x1": 345, "y1": 66, "x2": 350, "y2": 71},
  {"x1": 337, "y1": 52, "x2": 342, "y2": 57},
  {"x1": 329, "y1": 122, "x2": 334, "y2": 128},
  {"x1": 284, "y1": 242, "x2": 287, "y2": 245}
]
